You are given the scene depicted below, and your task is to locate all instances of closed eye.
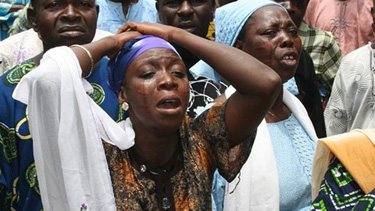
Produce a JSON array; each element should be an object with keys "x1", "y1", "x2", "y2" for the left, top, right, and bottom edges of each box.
[
  {"x1": 140, "y1": 72, "x2": 155, "y2": 79},
  {"x1": 263, "y1": 29, "x2": 277, "y2": 37},
  {"x1": 172, "y1": 71, "x2": 186, "y2": 78}
]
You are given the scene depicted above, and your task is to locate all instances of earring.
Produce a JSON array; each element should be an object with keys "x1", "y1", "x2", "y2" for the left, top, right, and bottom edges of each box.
[{"x1": 122, "y1": 102, "x2": 129, "y2": 111}]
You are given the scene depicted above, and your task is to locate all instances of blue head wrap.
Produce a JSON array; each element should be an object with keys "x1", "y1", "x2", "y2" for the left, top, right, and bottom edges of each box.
[
  {"x1": 215, "y1": 0, "x2": 284, "y2": 46},
  {"x1": 107, "y1": 35, "x2": 181, "y2": 95}
]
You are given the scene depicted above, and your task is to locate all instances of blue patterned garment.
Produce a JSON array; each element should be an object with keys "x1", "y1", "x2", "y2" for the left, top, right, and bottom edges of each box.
[
  {"x1": 0, "y1": 57, "x2": 121, "y2": 210},
  {"x1": 0, "y1": 0, "x2": 29, "y2": 40},
  {"x1": 283, "y1": 77, "x2": 299, "y2": 95},
  {"x1": 311, "y1": 157, "x2": 375, "y2": 211},
  {"x1": 267, "y1": 114, "x2": 316, "y2": 211},
  {"x1": 96, "y1": 0, "x2": 158, "y2": 34}
]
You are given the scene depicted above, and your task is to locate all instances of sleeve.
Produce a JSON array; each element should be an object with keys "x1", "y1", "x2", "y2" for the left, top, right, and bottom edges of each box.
[
  {"x1": 0, "y1": 111, "x2": 16, "y2": 210},
  {"x1": 324, "y1": 57, "x2": 352, "y2": 136},
  {"x1": 192, "y1": 102, "x2": 255, "y2": 182}
]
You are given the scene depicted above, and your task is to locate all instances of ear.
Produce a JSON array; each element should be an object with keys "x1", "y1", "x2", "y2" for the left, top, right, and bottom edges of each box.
[
  {"x1": 210, "y1": 0, "x2": 215, "y2": 21},
  {"x1": 118, "y1": 85, "x2": 128, "y2": 105},
  {"x1": 96, "y1": 4, "x2": 99, "y2": 16},
  {"x1": 27, "y1": 6, "x2": 39, "y2": 33},
  {"x1": 155, "y1": 1, "x2": 159, "y2": 12},
  {"x1": 234, "y1": 38, "x2": 243, "y2": 50}
]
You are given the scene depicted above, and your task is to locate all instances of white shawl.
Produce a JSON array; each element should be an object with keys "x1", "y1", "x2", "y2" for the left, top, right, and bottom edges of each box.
[
  {"x1": 223, "y1": 86, "x2": 318, "y2": 211},
  {"x1": 12, "y1": 47, "x2": 135, "y2": 211}
]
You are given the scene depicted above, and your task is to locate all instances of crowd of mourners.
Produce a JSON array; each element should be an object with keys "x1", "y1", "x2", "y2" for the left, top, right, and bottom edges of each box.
[{"x1": 0, "y1": 0, "x2": 375, "y2": 210}]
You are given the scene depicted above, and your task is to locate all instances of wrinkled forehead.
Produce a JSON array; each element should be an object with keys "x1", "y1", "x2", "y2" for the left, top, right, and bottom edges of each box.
[
  {"x1": 30, "y1": 0, "x2": 96, "y2": 8},
  {"x1": 156, "y1": 0, "x2": 215, "y2": 6},
  {"x1": 248, "y1": 5, "x2": 289, "y2": 22},
  {"x1": 128, "y1": 48, "x2": 184, "y2": 72}
]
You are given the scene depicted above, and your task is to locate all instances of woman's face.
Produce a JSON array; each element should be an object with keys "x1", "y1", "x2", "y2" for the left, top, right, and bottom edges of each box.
[
  {"x1": 236, "y1": 6, "x2": 301, "y2": 82},
  {"x1": 119, "y1": 48, "x2": 190, "y2": 133}
]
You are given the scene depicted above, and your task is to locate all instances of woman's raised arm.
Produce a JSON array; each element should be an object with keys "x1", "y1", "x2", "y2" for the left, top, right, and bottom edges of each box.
[
  {"x1": 70, "y1": 31, "x2": 142, "y2": 78},
  {"x1": 121, "y1": 22, "x2": 282, "y2": 148}
]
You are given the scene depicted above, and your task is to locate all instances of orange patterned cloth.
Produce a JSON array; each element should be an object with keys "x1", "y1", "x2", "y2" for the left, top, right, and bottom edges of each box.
[
  {"x1": 207, "y1": 21, "x2": 215, "y2": 41},
  {"x1": 104, "y1": 102, "x2": 254, "y2": 210}
]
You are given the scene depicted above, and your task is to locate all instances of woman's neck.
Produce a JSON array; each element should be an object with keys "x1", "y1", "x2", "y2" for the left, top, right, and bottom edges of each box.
[
  {"x1": 265, "y1": 91, "x2": 291, "y2": 123},
  {"x1": 132, "y1": 131, "x2": 180, "y2": 166}
]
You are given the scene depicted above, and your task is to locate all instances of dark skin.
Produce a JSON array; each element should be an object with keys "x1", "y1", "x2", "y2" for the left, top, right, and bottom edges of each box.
[
  {"x1": 273, "y1": 0, "x2": 308, "y2": 27},
  {"x1": 156, "y1": 0, "x2": 214, "y2": 69},
  {"x1": 74, "y1": 22, "x2": 282, "y2": 167},
  {"x1": 27, "y1": 0, "x2": 99, "y2": 54},
  {"x1": 217, "y1": 6, "x2": 302, "y2": 123},
  {"x1": 26, "y1": 0, "x2": 99, "y2": 68}
]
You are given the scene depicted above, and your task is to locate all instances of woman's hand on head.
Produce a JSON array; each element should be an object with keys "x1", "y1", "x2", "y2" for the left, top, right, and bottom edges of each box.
[
  {"x1": 106, "y1": 31, "x2": 142, "y2": 58},
  {"x1": 117, "y1": 22, "x2": 181, "y2": 41}
]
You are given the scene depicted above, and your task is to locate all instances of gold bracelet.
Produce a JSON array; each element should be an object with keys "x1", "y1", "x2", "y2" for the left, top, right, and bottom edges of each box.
[{"x1": 71, "y1": 44, "x2": 94, "y2": 78}]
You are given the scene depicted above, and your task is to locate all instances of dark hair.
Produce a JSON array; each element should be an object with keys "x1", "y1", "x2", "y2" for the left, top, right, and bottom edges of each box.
[{"x1": 30, "y1": 0, "x2": 37, "y2": 8}]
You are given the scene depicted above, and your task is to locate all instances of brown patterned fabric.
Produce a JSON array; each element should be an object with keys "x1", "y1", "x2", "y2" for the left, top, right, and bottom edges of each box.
[{"x1": 104, "y1": 102, "x2": 255, "y2": 210}]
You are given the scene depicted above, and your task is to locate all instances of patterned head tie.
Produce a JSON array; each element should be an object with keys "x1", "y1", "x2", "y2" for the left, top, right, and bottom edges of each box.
[
  {"x1": 214, "y1": 0, "x2": 285, "y2": 47},
  {"x1": 107, "y1": 35, "x2": 181, "y2": 95}
]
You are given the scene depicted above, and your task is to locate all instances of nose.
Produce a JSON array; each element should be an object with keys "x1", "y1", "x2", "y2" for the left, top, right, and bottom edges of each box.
[
  {"x1": 177, "y1": 1, "x2": 194, "y2": 17},
  {"x1": 158, "y1": 72, "x2": 178, "y2": 90},
  {"x1": 280, "y1": 31, "x2": 294, "y2": 48},
  {"x1": 61, "y1": 4, "x2": 81, "y2": 22}
]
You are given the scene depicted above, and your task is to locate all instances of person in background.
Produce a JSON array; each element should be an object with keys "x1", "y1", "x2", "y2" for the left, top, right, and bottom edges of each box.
[
  {"x1": 156, "y1": 0, "x2": 227, "y2": 117},
  {"x1": 0, "y1": 0, "x2": 121, "y2": 209},
  {"x1": 0, "y1": 0, "x2": 157, "y2": 75},
  {"x1": 273, "y1": 0, "x2": 342, "y2": 108},
  {"x1": 210, "y1": 0, "x2": 318, "y2": 210},
  {"x1": 0, "y1": 0, "x2": 28, "y2": 40},
  {"x1": 305, "y1": 0, "x2": 375, "y2": 56},
  {"x1": 324, "y1": 0, "x2": 375, "y2": 136},
  {"x1": 13, "y1": 21, "x2": 282, "y2": 209},
  {"x1": 270, "y1": 0, "x2": 326, "y2": 138},
  {"x1": 96, "y1": 0, "x2": 158, "y2": 34},
  {"x1": 0, "y1": 22, "x2": 112, "y2": 76}
]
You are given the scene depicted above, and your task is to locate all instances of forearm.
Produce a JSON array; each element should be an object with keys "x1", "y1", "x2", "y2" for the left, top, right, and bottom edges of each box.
[
  {"x1": 169, "y1": 29, "x2": 281, "y2": 98},
  {"x1": 70, "y1": 36, "x2": 116, "y2": 78}
]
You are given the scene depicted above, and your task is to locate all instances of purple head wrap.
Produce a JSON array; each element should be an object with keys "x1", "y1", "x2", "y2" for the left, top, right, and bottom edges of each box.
[{"x1": 108, "y1": 35, "x2": 181, "y2": 95}]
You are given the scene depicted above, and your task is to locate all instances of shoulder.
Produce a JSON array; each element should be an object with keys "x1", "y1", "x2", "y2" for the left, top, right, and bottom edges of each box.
[
  {"x1": 299, "y1": 21, "x2": 338, "y2": 47},
  {"x1": 339, "y1": 45, "x2": 370, "y2": 71},
  {"x1": 0, "y1": 58, "x2": 37, "y2": 89}
]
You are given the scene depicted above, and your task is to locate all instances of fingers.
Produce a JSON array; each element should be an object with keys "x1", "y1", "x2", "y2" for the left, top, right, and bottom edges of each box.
[
  {"x1": 107, "y1": 31, "x2": 142, "y2": 59},
  {"x1": 116, "y1": 22, "x2": 137, "y2": 34}
]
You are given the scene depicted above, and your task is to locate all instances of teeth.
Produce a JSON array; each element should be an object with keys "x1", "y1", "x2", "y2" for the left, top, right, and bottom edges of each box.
[{"x1": 283, "y1": 55, "x2": 294, "y2": 60}]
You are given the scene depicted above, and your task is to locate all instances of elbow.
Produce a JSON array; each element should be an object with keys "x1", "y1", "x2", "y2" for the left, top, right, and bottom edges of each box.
[{"x1": 262, "y1": 71, "x2": 282, "y2": 101}]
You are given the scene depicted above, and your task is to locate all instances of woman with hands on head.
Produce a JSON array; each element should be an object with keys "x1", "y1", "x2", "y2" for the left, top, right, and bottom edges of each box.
[{"x1": 14, "y1": 22, "x2": 281, "y2": 210}]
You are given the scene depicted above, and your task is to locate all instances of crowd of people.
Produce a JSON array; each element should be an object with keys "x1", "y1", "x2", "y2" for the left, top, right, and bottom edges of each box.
[{"x1": 0, "y1": 0, "x2": 374, "y2": 210}]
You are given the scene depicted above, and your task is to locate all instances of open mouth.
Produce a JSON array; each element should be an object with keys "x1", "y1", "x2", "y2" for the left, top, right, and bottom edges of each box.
[
  {"x1": 157, "y1": 98, "x2": 181, "y2": 109},
  {"x1": 281, "y1": 55, "x2": 297, "y2": 66}
]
